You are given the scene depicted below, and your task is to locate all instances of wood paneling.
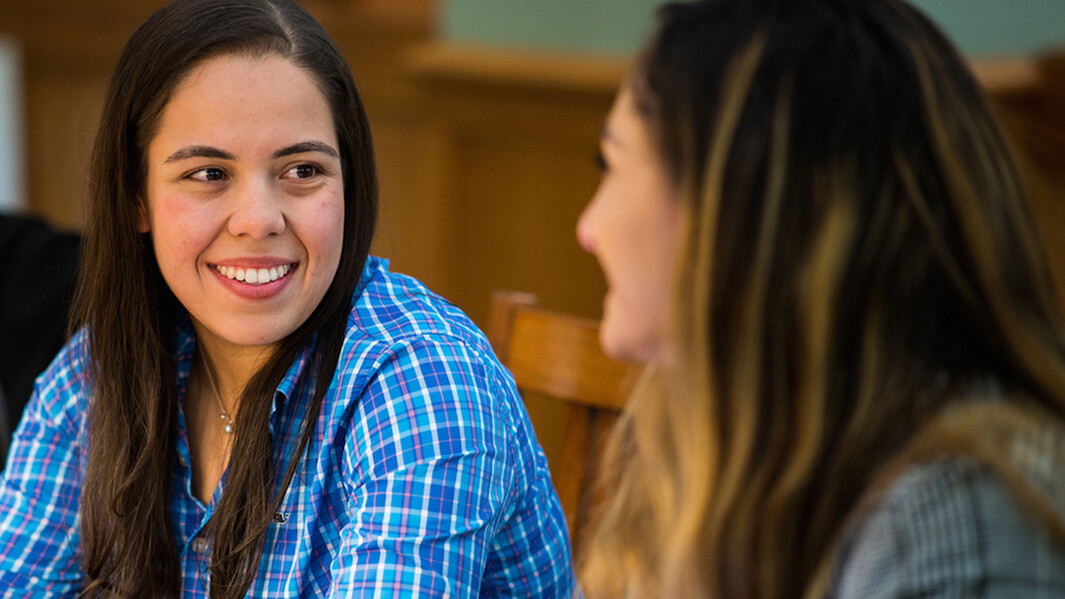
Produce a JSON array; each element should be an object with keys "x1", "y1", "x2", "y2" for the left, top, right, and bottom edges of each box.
[
  {"x1": 21, "y1": 74, "x2": 105, "y2": 227},
  {"x1": 0, "y1": 0, "x2": 161, "y2": 228},
  {"x1": 991, "y1": 51, "x2": 1065, "y2": 307},
  {"x1": 397, "y1": 44, "x2": 624, "y2": 324}
]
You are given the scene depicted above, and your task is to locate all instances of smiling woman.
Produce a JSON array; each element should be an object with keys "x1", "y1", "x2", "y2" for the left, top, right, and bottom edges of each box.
[
  {"x1": 577, "y1": 87, "x2": 682, "y2": 364},
  {"x1": 144, "y1": 55, "x2": 344, "y2": 357},
  {"x1": 0, "y1": 1, "x2": 573, "y2": 598}
]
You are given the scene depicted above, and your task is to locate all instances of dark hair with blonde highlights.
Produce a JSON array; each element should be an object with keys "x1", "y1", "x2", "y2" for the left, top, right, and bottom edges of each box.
[
  {"x1": 581, "y1": 0, "x2": 1065, "y2": 597},
  {"x1": 72, "y1": 0, "x2": 376, "y2": 596}
]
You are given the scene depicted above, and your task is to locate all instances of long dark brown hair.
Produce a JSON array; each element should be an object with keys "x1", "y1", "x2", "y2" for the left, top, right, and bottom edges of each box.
[
  {"x1": 71, "y1": 0, "x2": 377, "y2": 596},
  {"x1": 581, "y1": 0, "x2": 1065, "y2": 597}
]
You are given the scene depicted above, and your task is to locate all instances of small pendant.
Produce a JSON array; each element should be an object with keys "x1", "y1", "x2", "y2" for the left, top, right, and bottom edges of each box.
[{"x1": 223, "y1": 422, "x2": 234, "y2": 434}]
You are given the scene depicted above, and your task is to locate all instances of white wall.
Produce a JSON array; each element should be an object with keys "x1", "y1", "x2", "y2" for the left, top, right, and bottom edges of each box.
[{"x1": 0, "y1": 37, "x2": 25, "y2": 213}]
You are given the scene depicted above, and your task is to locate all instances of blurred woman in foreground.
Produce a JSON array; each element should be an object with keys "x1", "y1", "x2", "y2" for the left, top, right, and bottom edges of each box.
[{"x1": 577, "y1": 0, "x2": 1065, "y2": 596}]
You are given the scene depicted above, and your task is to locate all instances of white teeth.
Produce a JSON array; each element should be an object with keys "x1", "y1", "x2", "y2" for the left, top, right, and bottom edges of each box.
[{"x1": 214, "y1": 263, "x2": 293, "y2": 285}]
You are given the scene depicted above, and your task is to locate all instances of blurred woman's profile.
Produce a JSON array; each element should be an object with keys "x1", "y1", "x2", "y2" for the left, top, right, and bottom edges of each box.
[{"x1": 577, "y1": 0, "x2": 1065, "y2": 597}]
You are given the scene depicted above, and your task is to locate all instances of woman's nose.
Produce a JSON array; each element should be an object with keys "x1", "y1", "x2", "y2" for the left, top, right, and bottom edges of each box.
[
  {"x1": 226, "y1": 179, "x2": 285, "y2": 239},
  {"x1": 576, "y1": 193, "x2": 600, "y2": 254}
]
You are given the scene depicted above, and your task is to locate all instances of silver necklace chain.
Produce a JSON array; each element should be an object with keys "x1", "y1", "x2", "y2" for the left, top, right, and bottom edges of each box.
[{"x1": 200, "y1": 353, "x2": 235, "y2": 435}]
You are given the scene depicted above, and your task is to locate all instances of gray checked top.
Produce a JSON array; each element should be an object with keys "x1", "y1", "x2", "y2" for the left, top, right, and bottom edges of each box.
[{"x1": 826, "y1": 449, "x2": 1065, "y2": 598}]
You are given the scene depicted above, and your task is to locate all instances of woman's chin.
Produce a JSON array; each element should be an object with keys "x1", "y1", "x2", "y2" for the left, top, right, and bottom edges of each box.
[{"x1": 599, "y1": 311, "x2": 658, "y2": 364}]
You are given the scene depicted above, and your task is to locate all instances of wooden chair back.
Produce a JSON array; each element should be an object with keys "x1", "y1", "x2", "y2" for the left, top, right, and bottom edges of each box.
[{"x1": 488, "y1": 290, "x2": 640, "y2": 561}]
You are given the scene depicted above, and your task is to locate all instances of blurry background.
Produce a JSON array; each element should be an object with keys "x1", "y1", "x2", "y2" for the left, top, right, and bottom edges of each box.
[
  {"x1": 0, "y1": 0, "x2": 1063, "y2": 328},
  {"x1": 0, "y1": 36, "x2": 23, "y2": 214}
]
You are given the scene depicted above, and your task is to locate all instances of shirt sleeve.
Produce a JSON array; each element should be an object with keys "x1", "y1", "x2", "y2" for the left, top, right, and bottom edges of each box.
[
  {"x1": 0, "y1": 338, "x2": 87, "y2": 597},
  {"x1": 831, "y1": 459, "x2": 1065, "y2": 598},
  {"x1": 326, "y1": 336, "x2": 519, "y2": 598}
]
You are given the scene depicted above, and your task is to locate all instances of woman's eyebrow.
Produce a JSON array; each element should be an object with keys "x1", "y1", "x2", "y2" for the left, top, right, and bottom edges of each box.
[
  {"x1": 600, "y1": 124, "x2": 622, "y2": 148},
  {"x1": 273, "y1": 141, "x2": 339, "y2": 159},
  {"x1": 163, "y1": 141, "x2": 339, "y2": 164},
  {"x1": 164, "y1": 145, "x2": 234, "y2": 163}
]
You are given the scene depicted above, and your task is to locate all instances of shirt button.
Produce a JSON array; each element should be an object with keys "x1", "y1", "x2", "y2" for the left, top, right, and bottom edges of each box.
[{"x1": 190, "y1": 537, "x2": 208, "y2": 554}]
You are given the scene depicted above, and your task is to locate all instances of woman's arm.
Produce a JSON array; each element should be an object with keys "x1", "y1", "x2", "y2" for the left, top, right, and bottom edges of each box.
[
  {"x1": 326, "y1": 335, "x2": 570, "y2": 598},
  {"x1": 0, "y1": 334, "x2": 88, "y2": 597}
]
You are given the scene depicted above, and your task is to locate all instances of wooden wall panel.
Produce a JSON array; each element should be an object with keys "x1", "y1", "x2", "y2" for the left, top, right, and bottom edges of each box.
[
  {"x1": 21, "y1": 74, "x2": 105, "y2": 229},
  {"x1": 399, "y1": 44, "x2": 624, "y2": 325},
  {"x1": 0, "y1": 0, "x2": 154, "y2": 229},
  {"x1": 987, "y1": 54, "x2": 1065, "y2": 307},
  {"x1": 370, "y1": 116, "x2": 460, "y2": 298},
  {"x1": 453, "y1": 129, "x2": 605, "y2": 323}
]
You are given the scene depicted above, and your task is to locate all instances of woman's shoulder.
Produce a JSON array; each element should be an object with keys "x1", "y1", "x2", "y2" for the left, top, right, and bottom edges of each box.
[
  {"x1": 19, "y1": 328, "x2": 91, "y2": 436},
  {"x1": 324, "y1": 257, "x2": 516, "y2": 415},
  {"x1": 326, "y1": 258, "x2": 535, "y2": 479},
  {"x1": 346, "y1": 256, "x2": 497, "y2": 362},
  {"x1": 829, "y1": 457, "x2": 1065, "y2": 598},
  {"x1": 328, "y1": 258, "x2": 530, "y2": 447}
]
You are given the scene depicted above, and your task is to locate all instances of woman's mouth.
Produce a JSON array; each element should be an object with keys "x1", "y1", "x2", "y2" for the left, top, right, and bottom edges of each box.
[{"x1": 212, "y1": 263, "x2": 294, "y2": 285}]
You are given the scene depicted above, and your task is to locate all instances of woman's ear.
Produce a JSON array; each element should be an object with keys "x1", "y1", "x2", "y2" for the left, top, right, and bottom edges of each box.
[{"x1": 137, "y1": 198, "x2": 151, "y2": 233}]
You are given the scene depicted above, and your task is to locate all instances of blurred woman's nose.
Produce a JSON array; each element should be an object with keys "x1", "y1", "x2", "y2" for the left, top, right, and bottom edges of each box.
[
  {"x1": 576, "y1": 192, "x2": 601, "y2": 254},
  {"x1": 226, "y1": 179, "x2": 286, "y2": 239}
]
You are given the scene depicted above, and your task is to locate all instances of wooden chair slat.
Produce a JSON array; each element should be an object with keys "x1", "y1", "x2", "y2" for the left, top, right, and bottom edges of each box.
[{"x1": 488, "y1": 290, "x2": 639, "y2": 561}]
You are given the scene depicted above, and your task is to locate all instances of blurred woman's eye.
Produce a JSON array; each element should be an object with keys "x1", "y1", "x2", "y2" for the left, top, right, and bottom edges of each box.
[
  {"x1": 594, "y1": 151, "x2": 608, "y2": 172},
  {"x1": 282, "y1": 164, "x2": 321, "y2": 180},
  {"x1": 186, "y1": 167, "x2": 227, "y2": 182}
]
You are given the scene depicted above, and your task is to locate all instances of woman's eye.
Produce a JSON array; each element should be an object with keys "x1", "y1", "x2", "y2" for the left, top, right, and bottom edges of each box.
[
  {"x1": 187, "y1": 167, "x2": 227, "y2": 182},
  {"x1": 282, "y1": 164, "x2": 320, "y2": 180},
  {"x1": 594, "y1": 151, "x2": 608, "y2": 172}
]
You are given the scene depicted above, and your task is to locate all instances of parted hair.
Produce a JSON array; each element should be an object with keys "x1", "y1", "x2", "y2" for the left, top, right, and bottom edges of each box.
[
  {"x1": 581, "y1": 0, "x2": 1065, "y2": 597},
  {"x1": 72, "y1": 0, "x2": 376, "y2": 596}
]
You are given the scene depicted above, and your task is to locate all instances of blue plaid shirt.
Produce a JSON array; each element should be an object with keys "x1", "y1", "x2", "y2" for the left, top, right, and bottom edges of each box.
[{"x1": 0, "y1": 256, "x2": 574, "y2": 597}]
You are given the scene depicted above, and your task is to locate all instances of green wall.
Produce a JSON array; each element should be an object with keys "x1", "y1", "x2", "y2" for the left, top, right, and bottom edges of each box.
[
  {"x1": 443, "y1": 0, "x2": 663, "y2": 56},
  {"x1": 443, "y1": 0, "x2": 1065, "y2": 57}
]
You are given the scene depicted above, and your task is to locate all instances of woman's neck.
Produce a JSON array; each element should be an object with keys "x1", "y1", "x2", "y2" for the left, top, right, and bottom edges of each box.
[{"x1": 191, "y1": 320, "x2": 276, "y2": 414}]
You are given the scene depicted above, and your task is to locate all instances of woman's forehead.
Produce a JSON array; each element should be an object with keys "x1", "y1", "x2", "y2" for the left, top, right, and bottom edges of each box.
[{"x1": 150, "y1": 54, "x2": 337, "y2": 159}]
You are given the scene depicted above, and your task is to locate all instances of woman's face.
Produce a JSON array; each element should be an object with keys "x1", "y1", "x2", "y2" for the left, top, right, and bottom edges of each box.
[
  {"x1": 143, "y1": 53, "x2": 344, "y2": 355},
  {"x1": 577, "y1": 87, "x2": 682, "y2": 364}
]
